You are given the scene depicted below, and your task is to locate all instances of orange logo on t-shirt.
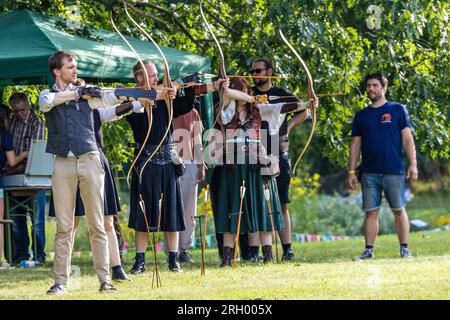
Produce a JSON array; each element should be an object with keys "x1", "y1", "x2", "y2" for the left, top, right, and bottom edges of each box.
[{"x1": 381, "y1": 113, "x2": 392, "y2": 123}]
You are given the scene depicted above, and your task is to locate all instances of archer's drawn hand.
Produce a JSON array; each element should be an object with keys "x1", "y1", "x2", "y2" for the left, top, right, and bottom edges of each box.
[
  {"x1": 253, "y1": 94, "x2": 269, "y2": 104},
  {"x1": 77, "y1": 86, "x2": 101, "y2": 100}
]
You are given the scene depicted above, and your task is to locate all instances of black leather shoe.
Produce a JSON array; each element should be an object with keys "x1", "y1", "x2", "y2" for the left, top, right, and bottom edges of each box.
[
  {"x1": 47, "y1": 284, "x2": 65, "y2": 295},
  {"x1": 130, "y1": 254, "x2": 145, "y2": 275},
  {"x1": 168, "y1": 252, "x2": 182, "y2": 272},
  {"x1": 262, "y1": 245, "x2": 273, "y2": 263},
  {"x1": 179, "y1": 250, "x2": 194, "y2": 264},
  {"x1": 99, "y1": 282, "x2": 117, "y2": 292},
  {"x1": 112, "y1": 266, "x2": 131, "y2": 281},
  {"x1": 36, "y1": 256, "x2": 46, "y2": 265},
  {"x1": 247, "y1": 252, "x2": 261, "y2": 263},
  {"x1": 246, "y1": 246, "x2": 262, "y2": 263},
  {"x1": 282, "y1": 247, "x2": 295, "y2": 261},
  {"x1": 220, "y1": 246, "x2": 232, "y2": 267}
]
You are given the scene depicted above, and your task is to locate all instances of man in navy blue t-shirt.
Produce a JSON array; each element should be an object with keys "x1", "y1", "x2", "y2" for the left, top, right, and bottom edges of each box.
[{"x1": 347, "y1": 73, "x2": 418, "y2": 260}]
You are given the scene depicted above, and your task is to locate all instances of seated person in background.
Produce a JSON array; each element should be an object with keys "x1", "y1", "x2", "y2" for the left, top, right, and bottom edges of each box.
[
  {"x1": 7, "y1": 93, "x2": 46, "y2": 265},
  {"x1": 0, "y1": 104, "x2": 28, "y2": 269}
]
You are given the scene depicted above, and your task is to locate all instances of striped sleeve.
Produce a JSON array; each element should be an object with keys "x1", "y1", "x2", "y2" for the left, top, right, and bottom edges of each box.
[{"x1": 32, "y1": 115, "x2": 46, "y2": 140}]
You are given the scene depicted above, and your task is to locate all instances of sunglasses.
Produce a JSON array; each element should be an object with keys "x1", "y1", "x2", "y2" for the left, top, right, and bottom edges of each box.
[{"x1": 250, "y1": 68, "x2": 268, "y2": 74}]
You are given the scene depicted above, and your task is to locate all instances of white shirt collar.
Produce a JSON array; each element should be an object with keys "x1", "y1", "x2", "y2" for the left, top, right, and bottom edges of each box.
[{"x1": 52, "y1": 83, "x2": 76, "y2": 92}]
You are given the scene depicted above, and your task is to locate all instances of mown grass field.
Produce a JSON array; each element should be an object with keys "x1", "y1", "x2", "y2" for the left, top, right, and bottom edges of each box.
[{"x1": 0, "y1": 230, "x2": 449, "y2": 300}]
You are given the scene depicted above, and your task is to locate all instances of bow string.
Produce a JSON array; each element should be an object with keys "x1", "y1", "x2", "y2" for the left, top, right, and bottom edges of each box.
[{"x1": 279, "y1": 30, "x2": 317, "y2": 178}]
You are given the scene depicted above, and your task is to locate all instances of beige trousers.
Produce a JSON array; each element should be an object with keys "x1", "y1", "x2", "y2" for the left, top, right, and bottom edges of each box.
[
  {"x1": 178, "y1": 162, "x2": 198, "y2": 250},
  {"x1": 52, "y1": 152, "x2": 110, "y2": 285}
]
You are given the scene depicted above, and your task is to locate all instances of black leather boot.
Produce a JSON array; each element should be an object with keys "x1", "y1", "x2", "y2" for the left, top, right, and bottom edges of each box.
[
  {"x1": 112, "y1": 265, "x2": 131, "y2": 281},
  {"x1": 179, "y1": 249, "x2": 195, "y2": 264},
  {"x1": 262, "y1": 245, "x2": 273, "y2": 263},
  {"x1": 247, "y1": 246, "x2": 261, "y2": 263},
  {"x1": 282, "y1": 245, "x2": 295, "y2": 261},
  {"x1": 130, "y1": 253, "x2": 145, "y2": 275},
  {"x1": 168, "y1": 251, "x2": 182, "y2": 272},
  {"x1": 220, "y1": 246, "x2": 233, "y2": 267}
]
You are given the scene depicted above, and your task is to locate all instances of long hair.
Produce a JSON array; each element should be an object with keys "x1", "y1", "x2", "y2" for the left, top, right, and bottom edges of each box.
[
  {"x1": 226, "y1": 78, "x2": 261, "y2": 129},
  {"x1": 0, "y1": 103, "x2": 11, "y2": 132}
]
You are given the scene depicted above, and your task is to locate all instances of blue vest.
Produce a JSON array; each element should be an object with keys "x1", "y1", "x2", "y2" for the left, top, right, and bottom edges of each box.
[{"x1": 45, "y1": 99, "x2": 98, "y2": 156}]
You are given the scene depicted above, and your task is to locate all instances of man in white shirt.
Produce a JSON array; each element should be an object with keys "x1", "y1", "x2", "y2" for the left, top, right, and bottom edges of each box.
[{"x1": 39, "y1": 51, "x2": 145, "y2": 294}]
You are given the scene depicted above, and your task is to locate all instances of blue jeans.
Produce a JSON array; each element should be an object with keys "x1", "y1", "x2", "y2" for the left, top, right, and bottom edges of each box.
[
  {"x1": 361, "y1": 173, "x2": 406, "y2": 212},
  {"x1": 12, "y1": 191, "x2": 46, "y2": 261}
]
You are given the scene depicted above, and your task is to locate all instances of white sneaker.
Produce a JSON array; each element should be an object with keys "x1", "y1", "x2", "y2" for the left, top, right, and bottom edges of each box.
[
  {"x1": 0, "y1": 262, "x2": 14, "y2": 270},
  {"x1": 354, "y1": 248, "x2": 374, "y2": 261},
  {"x1": 400, "y1": 246, "x2": 413, "y2": 258}
]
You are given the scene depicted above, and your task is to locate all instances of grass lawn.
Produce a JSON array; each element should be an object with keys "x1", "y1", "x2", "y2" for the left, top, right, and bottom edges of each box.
[{"x1": 0, "y1": 230, "x2": 448, "y2": 300}]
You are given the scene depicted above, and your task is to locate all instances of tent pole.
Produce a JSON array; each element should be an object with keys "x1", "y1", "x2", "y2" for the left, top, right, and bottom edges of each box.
[
  {"x1": 199, "y1": 93, "x2": 213, "y2": 130},
  {"x1": 0, "y1": 86, "x2": 3, "y2": 103}
]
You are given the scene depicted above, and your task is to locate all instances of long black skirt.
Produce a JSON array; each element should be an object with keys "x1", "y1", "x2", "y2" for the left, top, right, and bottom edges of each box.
[
  {"x1": 49, "y1": 149, "x2": 121, "y2": 217},
  {"x1": 127, "y1": 158, "x2": 186, "y2": 232}
]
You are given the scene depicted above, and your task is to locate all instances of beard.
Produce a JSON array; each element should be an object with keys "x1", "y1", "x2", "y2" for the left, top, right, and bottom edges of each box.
[
  {"x1": 254, "y1": 77, "x2": 269, "y2": 87},
  {"x1": 368, "y1": 92, "x2": 382, "y2": 102},
  {"x1": 62, "y1": 73, "x2": 77, "y2": 85}
]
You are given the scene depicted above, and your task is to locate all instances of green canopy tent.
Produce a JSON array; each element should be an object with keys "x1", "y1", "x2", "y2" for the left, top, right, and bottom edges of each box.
[{"x1": 0, "y1": 9, "x2": 213, "y2": 127}]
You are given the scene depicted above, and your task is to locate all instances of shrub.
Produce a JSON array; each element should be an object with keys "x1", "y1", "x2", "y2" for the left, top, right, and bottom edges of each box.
[{"x1": 289, "y1": 173, "x2": 396, "y2": 236}]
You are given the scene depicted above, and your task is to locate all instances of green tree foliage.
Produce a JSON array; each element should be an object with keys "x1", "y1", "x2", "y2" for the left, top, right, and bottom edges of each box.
[{"x1": 1, "y1": 0, "x2": 449, "y2": 170}]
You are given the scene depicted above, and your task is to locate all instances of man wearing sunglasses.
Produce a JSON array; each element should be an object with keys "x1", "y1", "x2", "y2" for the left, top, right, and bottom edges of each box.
[{"x1": 251, "y1": 58, "x2": 311, "y2": 262}]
